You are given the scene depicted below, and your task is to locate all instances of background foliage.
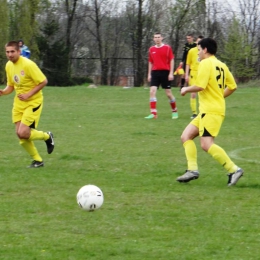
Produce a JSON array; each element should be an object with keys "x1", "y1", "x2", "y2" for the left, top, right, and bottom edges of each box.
[
  {"x1": 0, "y1": 83, "x2": 260, "y2": 259},
  {"x1": 1, "y1": 0, "x2": 260, "y2": 86}
]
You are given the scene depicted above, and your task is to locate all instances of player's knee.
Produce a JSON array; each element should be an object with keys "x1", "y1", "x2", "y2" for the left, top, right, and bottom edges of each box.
[
  {"x1": 201, "y1": 145, "x2": 208, "y2": 152},
  {"x1": 166, "y1": 93, "x2": 172, "y2": 99},
  {"x1": 150, "y1": 89, "x2": 156, "y2": 96},
  {"x1": 200, "y1": 143, "x2": 210, "y2": 152},
  {"x1": 165, "y1": 90, "x2": 172, "y2": 98},
  {"x1": 17, "y1": 130, "x2": 30, "y2": 139},
  {"x1": 181, "y1": 133, "x2": 188, "y2": 143}
]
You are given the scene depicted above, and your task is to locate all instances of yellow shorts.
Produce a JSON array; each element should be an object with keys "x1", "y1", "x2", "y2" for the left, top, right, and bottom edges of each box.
[
  {"x1": 189, "y1": 70, "x2": 198, "y2": 85},
  {"x1": 12, "y1": 99, "x2": 43, "y2": 128},
  {"x1": 191, "y1": 113, "x2": 224, "y2": 137}
]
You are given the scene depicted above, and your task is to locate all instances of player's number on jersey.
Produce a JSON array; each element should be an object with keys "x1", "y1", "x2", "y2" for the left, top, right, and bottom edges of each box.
[{"x1": 216, "y1": 66, "x2": 225, "y2": 89}]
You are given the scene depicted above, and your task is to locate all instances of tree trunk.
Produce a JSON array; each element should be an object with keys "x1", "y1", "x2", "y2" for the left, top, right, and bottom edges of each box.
[{"x1": 134, "y1": 0, "x2": 144, "y2": 87}]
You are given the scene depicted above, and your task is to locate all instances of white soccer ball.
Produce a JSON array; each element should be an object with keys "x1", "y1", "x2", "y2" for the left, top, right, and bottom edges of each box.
[{"x1": 76, "y1": 184, "x2": 104, "y2": 211}]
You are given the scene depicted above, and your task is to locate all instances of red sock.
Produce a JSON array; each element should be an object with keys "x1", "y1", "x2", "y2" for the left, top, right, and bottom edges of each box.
[
  {"x1": 150, "y1": 99, "x2": 157, "y2": 115},
  {"x1": 170, "y1": 100, "x2": 177, "y2": 112}
]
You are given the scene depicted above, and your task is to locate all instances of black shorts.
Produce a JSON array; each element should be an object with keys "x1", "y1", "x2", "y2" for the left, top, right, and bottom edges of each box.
[{"x1": 150, "y1": 70, "x2": 171, "y2": 89}]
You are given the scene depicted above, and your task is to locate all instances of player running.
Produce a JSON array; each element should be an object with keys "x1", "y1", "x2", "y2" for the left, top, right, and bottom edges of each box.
[
  {"x1": 177, "y1": 38, "x2": 243, "y2": 186},
  {"x1": 0, "y1": 41, "x2": 54, "y2": 168}
]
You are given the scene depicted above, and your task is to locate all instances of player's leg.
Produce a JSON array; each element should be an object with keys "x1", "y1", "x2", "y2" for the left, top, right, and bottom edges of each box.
[
  {"x1": 180, "y1": 63, "x2": 186, "y2": 90},
  {"x1": 18, "y1": 121, "x2": 51, "y2": 143},
  {"x1": 162, "y1": 71, "x2": 178, "y2": 119},
  {"x1": 201, "y1": 114, "x2": 243, "y2": 186},
  {"x1": 13, "y1": 104, "x2": 44, "y2": 167},
  {"x1": 165, "y1": 88, "x2": 178, "y2": 119},
  {"x1": 145, "y1": 71, "x2": 159, "y2": 119},
  {"x1": 177, "y1": 75, "x2": 181, "y2": 88},
  {"x1": 16, "y1": 121, "x2": 44, "y2": 167},
  {"x1": 22, "y1": 103, "x2": 54, "y2": 154},
  {"x1": 176, "y1": 120, "x2": 200, "y2": 182},
  {"x1": 189, "y1": 72, "x2": 197, "y2": 118},
  {"x1": 180, "y1": 76, "x2": 185, "y2": 89},
  {"x1": 144, "y1": 86, "x2": 157, "y2": 119},
  {"x1": 15, "y1": 102, "x2": 54, "y2": 167}
]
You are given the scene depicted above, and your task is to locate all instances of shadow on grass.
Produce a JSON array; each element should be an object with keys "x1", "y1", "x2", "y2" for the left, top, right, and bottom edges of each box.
[{"x1": 237, "y1": 183, "x2": 260, "y2": 189}]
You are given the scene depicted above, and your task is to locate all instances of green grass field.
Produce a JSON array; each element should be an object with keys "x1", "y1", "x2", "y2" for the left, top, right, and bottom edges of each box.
[{"x1": 0, "y1": 84, "x2": 260, "y2": 260}]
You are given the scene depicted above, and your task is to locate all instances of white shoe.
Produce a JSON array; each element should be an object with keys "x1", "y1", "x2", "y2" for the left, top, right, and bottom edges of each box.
[
  {"x1": 227, "y1": 168, "x2": 244, "y2": 186},
  {"x1": 176, "y1": 170, "x2": 199, "y2": 183}
]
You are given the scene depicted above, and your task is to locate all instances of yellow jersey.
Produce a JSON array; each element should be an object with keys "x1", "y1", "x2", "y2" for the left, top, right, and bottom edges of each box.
[
  {"x1": 186, "y1": 47, "x2": 200, "y2": 72},
  {"x1": 196, "y1": 56, "x2": 237, "y2": 116},
  {"x1": 6, "y1": 56, "x2": 46, "y2": 102}
]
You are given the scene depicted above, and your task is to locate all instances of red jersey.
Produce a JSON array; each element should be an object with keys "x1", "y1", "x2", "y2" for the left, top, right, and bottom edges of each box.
[{"x1": 148, "y1": 44, "x2": 174, "y2": 70}]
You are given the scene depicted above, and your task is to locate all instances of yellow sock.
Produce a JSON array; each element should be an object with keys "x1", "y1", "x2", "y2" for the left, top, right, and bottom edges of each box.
[
  {"x1": 208, "y1": 144, "x2": 237, "y2": 173},
  {"x1": 20, "y1": 139, "x2": 43, "y2": 161},
  {"x1": 183, "y1": 140, "x2": 198, "y2": 170},
  {"x1": 29, "y1": 129, "x2": 49, "y2": 141},
  {"x1": 190, "y1": 98, "x2": 197, "y2": 114}
]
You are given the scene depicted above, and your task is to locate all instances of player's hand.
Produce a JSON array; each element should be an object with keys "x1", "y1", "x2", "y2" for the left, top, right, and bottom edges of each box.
[
  {"x1": 147, "y1": 76, "x2": 151, "y2": 82},
  {"x1": 17, "y1": 93, "x2": 31, "y2": 101},
  {"x1": 168, "y1": 75, "x2": 173, "y2": 81},
  {"x1": 0, "y1": 89, "x2": 4, "y2": 96},
  {"x1": 180, "y1": 87, "x2": 187, "y2": 96}
]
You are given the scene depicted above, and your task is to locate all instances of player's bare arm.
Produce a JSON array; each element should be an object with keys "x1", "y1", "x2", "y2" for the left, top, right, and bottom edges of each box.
[
  {"x1": 17, "y1": 79, "x2": 48, "y2": 101},
  {"x1": 147, "y1": 62, "x2": 152, "y2": 82},
  {"x1": 0, "y1": 85, "x2": 14, "y2": 96},
  {"x1": 181, "y1": 85, "x2": 204, "y2": 96},
  {"x1": 168, "y1": 59, "x2": 174, "y2": 81},
  {"x1": 224, "y1": 87, "x2": 236, "y2": 98}
]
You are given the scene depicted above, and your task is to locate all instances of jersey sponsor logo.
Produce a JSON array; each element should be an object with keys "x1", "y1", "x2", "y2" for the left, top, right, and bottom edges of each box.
[
  {"x1": 21, "y1": 70, "x2": 25, "y2": 76},
  {"x1": 14, "y1": 75, "x2": 19, "y2": 83}
]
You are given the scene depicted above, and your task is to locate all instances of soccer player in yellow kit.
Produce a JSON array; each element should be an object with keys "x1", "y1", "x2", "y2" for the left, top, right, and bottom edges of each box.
[
  {"x1": 177, "y1": 38, "x2": 243, "y2": 186},
  {"x1": 185, "y1": 35, "x2": 204, "y2": 119},
  {"x1": 0, "y1": 41, "x2": 54, "y2": 168}
]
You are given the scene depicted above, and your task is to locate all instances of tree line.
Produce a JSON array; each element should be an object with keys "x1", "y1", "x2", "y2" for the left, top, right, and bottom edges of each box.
[{"x1": 0, "y1": 0, "x2": 259, "y2": 86}]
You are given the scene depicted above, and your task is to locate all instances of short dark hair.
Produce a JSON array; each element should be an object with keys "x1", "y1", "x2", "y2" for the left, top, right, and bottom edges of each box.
[
  {"x1": 197, "y1": 38, "x2": 217, "y2": 55},
  {"x1": 197, "y1": 35, "x2": 204, "y2": 40},
  {"x1": 5, "y1": 41, "x2": 20, "y2": 50}
]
